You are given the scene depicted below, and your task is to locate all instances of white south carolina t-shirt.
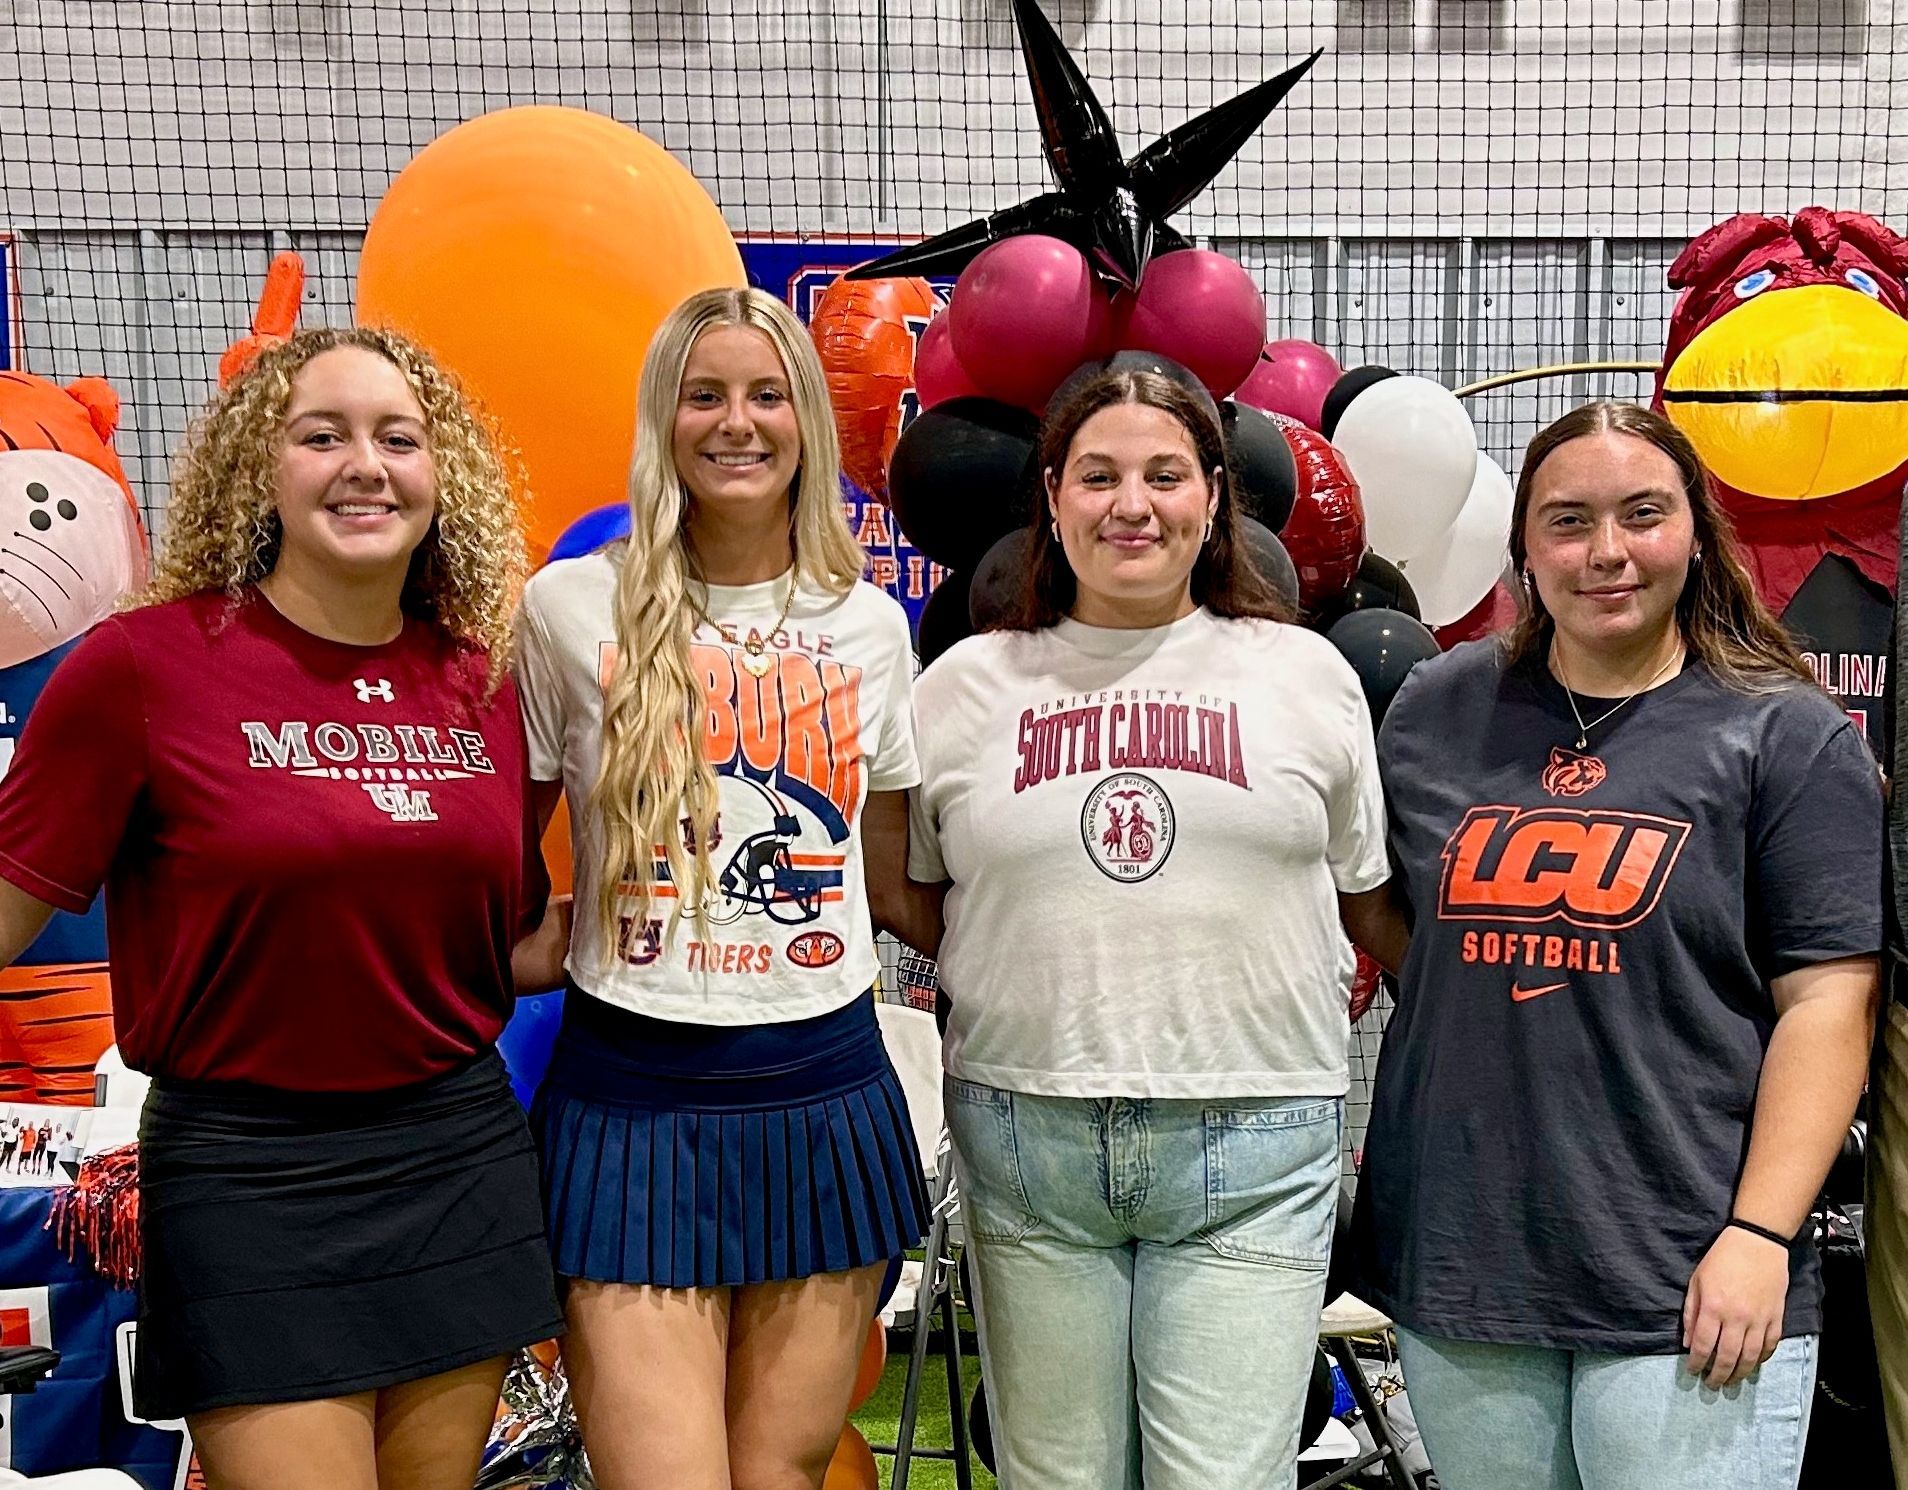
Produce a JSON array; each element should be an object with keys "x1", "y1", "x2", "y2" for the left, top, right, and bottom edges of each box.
[
  {"x1": 518, "y1": 550, "x2": 920, "y2": 1024},
  {"x1": 910, "y1": 608, "x2": 1389, "y2": 1098}
]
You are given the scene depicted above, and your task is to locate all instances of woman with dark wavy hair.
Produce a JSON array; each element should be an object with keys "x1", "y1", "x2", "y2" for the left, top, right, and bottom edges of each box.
[
  {"x1": 907, "y1": 367, "x2": 1398, "y2": 1488},
  {"x1": 1350, "y1": 400, "x2": 1881, "y2": 1490}
]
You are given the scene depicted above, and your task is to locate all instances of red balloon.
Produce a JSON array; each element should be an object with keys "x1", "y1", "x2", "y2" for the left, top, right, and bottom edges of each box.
[
  {"x1": 1270, "y1": 412, "x2": 1366, "y2": 615},
  {"x1": 1115, "y1": 249, "x2": 1267, "y2": 398},
  {"x1": 811, "y1": 274, "x2": 941, "y2": 501},
  {"x1": 1349, "y1": 949, "x2": 1383, "y2": 1024},
  {"x1": 914, "y1": 313, "x2": 982, "y2": 411},
  {"x1": 1235, "y1": 338, "x2": 1343, "y2": 431},
  {"x1": 948, "y1": 235, "x2": 1115, "y2": 411},
  {"x1": 1432, "y1": 581, "x2": 1518, "y2": 649}
]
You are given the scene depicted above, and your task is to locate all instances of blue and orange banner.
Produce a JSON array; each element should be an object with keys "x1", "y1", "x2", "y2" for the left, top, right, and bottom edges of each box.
[{"x1": 738, "y1": 239, "x2": 953, "y2": 638}]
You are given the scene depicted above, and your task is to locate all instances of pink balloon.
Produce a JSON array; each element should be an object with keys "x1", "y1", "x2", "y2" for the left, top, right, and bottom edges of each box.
[
  {"x1": 913, "y1": 314, "x2": 982, "y2": 410},
  {"x1": 1115, "y1": 250, "x2": 1267, "y2": 398},
  {"x1": 947, "y1": 236, "x2": 1115, "y2": 411},
  {"x1": 1236, "y1": 339, "x2": 1343, "y2": 430}
]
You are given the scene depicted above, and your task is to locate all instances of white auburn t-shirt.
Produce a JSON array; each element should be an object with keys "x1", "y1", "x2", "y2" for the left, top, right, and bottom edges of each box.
[
  {"x1": 519, "y1": 551, "x2": 920, "y2": 1024},
  {"x1": 910, "y1": 608, "x2": 1389, "y2": 1097}
]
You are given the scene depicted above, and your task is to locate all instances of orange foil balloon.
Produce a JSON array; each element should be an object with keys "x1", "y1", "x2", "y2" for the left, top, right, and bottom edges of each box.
[
  {"x1": 810, "y1": 275, "x2": 939, "y2": 502},
  {"x1": 356, "y1": 106, "x2": 745, "y2": 561},
  {"x1": 823, "y1": 1424, "x2": 880, "y2": 1490},
  {"x1": 848, "y1": 1319, "x2": 887, "y2": 1412}
]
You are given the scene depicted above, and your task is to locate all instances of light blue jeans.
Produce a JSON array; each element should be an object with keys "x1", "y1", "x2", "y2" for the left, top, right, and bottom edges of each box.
[
  {"x1": 946, "y1": 1077, "x2": 1342, "y2": 1490},
  {"x1": 1395, "y1": 1326, "x2": 1818, "y2": 1490}
]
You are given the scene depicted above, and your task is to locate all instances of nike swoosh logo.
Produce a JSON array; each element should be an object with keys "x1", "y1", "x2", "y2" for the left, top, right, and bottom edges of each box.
[{"x1": 1511, "y1": 982, "x2": 1568, "y2": 1002}]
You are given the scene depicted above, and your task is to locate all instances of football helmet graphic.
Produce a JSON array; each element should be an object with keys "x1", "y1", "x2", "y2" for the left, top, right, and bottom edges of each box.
[{"x1": 706, "y1": 775, "x2": 842, "y2": 926}]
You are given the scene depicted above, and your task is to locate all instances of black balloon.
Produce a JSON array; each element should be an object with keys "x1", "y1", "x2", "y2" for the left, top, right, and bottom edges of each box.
[
  {"x1": 1328, "y1": 551, "x2": 1421, "y2": 622},
  {"x1": 970, "y1": 527, "x2": 1035, "y2": 630},
  {"x1": 847, "y1": 0, "x2": 1318, "y2": 288},
  {"x1": 915, "y1": 572, "x2": 976, "y2": 668},
  {"x1": 888, "y1": 398, "x2": 1037, "y2": 572},
  {"x1": 970, "y1": 1378, "x2": 998, "y2": 1475},
  {"x1": 1221, "y1": 401, "x2": 1298, "y2": 532},
  {"x1": 1237, "y1": 517, "x2": 1299, "y2": 609},
  {"x1": 1327, "y1": 607, "x2": 1440, "y2": 727},
  {"x1": 1318, "y1": 364, "x2": 1400, "y2": 440},
  {"x1": 1048, "y1": 349, "x2": 1220, "y2": 424}
]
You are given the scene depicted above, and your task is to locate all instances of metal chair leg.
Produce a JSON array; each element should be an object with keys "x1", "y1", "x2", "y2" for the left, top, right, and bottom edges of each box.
[
  {"x1": 1328, "y1": 1337, "x2": 1415, "y2": 1490},
  {"x1": 890, "y1": 1170, "x2": 953, "y2": 1490},
  {"x1": 937, "y1": 1278, "x2": 973, "y2": 1490}
]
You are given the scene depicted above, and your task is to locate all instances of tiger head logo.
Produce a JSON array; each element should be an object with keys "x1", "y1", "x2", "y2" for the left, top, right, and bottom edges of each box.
[
  {"x1": 0, "y1": 372, "x2": 149, "y2": 669},
  {"x1": 1541, "y1": 746, "x2": 1608, "y2": 799}
]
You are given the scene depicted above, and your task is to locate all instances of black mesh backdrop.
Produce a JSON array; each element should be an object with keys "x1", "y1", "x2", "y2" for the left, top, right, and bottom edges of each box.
[{"x1": 2, "y1": 0, "x2": 1900, "y2": 1164}]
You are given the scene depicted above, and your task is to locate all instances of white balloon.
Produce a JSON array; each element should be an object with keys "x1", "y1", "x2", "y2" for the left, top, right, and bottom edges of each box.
[
  {"x1": 1402, "y1": 454, "x2": 1516, "y2": 628},
  {"x1": 1332, "y1": 376, "x2": 1479, "y2": 561}
]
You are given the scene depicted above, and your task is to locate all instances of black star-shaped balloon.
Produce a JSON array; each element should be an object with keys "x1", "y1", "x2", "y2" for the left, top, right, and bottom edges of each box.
[{"x1": 848, "y1": 0, "x2": 1321, "y2": 289}]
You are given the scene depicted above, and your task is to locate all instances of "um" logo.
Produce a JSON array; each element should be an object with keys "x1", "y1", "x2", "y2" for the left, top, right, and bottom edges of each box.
[
  {"x1": 1437, "y1": 805, "x2": 1690, "y2": 929},
  {"x1": 362, "y1": 783, "x2": 438, "y2": 823}
]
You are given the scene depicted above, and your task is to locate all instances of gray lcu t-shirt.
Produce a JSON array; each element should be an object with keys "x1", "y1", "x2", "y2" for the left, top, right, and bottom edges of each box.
[{"x1": 1351, "y1": 641, "x2": 1882, "y2": 1352}]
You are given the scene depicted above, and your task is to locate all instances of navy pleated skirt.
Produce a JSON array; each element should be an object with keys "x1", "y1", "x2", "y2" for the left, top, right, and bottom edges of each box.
[{"x1": 534, "y1": 986, "x2": 929, "y2": 1288}]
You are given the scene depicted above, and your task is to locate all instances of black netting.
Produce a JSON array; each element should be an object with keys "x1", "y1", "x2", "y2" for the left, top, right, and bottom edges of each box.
[{"x1": 3, "y1": 0, "x2": 1897, "y2": 1167}]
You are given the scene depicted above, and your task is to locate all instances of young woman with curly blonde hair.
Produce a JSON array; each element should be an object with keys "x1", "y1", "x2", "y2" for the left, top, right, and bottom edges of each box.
[
  {"x1": 517, "y1": 287, "x2": 928, "y2": 1490},
  {"x1": 0, "y1": 325, "x2": 563, "y2": 1490}
]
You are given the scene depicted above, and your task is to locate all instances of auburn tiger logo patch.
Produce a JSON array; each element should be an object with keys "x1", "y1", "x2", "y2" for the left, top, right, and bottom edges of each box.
[{"x1": 786, "y1": 931, "x2": 845, "y2": 969}]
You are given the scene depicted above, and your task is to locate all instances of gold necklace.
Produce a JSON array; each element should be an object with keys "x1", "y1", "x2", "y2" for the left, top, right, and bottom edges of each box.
[
  {"x1": 1553, "y1": 643, "x2": 1683, "y2": 750},
  {"x1": 696, "y1": 571, "x2": 796, "y2": 678}
]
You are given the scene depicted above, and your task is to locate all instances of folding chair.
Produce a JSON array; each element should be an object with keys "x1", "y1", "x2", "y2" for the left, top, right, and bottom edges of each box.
[
  {"x1": 871, "y1": 1001, "x2": 974, "y2": 1490},
  {"x1": 1300, "y1": 1293, "x2": 1417, "y2": 1490}
]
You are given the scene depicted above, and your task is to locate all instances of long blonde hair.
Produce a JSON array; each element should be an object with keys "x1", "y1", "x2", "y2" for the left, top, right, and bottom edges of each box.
[
  {"x1": 145, "y1": 326, "x2": 526, "y2": 666},
  {"x1": 591, "y1": 287, "x2": 864, "y2": 956}
]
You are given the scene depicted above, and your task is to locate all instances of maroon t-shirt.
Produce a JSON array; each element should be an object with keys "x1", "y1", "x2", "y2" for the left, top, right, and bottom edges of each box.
[{"x1": 0, "y1": 589, "x2": 545, "y2": 1092}]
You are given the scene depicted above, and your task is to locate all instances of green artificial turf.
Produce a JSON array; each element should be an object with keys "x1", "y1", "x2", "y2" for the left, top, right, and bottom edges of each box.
[{"x1": 851, "y1": 1330, "x2": 997, "y2": 1490}]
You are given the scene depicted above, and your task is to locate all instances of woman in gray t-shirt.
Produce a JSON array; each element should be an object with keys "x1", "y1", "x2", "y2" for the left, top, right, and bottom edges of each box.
[{"x1": 1351, "y1": 401, "x2": 1880, "y2": 1490}]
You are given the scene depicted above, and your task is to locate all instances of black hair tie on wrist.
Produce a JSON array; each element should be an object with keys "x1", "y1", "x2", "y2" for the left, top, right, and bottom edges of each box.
[{"x1": 1725, "y1": 1217, "x2": 1795, "y2": 1250}]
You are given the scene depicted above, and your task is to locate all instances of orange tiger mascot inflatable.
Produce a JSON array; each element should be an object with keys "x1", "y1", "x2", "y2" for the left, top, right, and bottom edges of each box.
[{"x1": 0, "y1": 371, "x2": 148, "y2": 1102}]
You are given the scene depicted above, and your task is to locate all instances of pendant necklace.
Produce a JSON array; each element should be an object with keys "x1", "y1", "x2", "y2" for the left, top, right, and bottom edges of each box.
[
  {"x1": 1554, "y1": 643, "x2": 1682, "y2": 750},
  {"x1": 697, "y1": 572, "x2": 796, "y2": 678}
]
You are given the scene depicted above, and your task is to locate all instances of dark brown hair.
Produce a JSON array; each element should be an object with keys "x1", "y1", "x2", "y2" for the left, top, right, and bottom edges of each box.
[
  {"x1": 1503, "y1": 400, "x2": 1814, "y2": 691},
  {"x1": 999, "y1": 369, "x2": 1294, "y2": 630}
]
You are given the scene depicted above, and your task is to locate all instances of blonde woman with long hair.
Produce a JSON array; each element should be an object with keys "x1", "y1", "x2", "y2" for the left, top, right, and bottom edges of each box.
[
  {"x1": 0, "y1": 326, "x2": 564, "y2": 1489},
  {"x1": 517, "y1": 287, "x2": 929, "y2": 1489}
]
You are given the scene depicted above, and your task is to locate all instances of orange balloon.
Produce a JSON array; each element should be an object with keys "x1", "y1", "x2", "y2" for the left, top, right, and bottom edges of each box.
[
  {"x1": 356, "y1": 106, "x2": 745, "y2": 562},
  {"x1": 810, "y1": 275, "x2": 939, "y2": 501},
  {"x1": 823, "y1": 1424, "x2": 880, "y2": 1490},
  {"x1": 848, "y1": 1319, "x2": 887, "y2": 1412}
]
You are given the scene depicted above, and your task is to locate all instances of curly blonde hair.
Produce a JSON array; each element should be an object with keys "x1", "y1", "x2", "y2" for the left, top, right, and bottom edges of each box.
[
  {"x1": 592, "y1": 287, "x2": 864, "y2": 958},
  {"x1": 142, "y1": 325, "x2": 527, "y2": 663}
]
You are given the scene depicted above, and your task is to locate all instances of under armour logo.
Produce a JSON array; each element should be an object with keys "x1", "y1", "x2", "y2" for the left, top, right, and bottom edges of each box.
[
  {"x1": 362, "y1": 783, "x2": 438, "y2": 822},
  {"x1": 353, "y1": 678, "x2": 394, "y2": 703}
]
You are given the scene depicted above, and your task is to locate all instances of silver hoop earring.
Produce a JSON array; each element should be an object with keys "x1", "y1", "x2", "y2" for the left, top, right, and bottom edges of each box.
[
  {"x1": 1203, "y1": 518, "x2": 1215, "y2": 544},
  {"x1": 1050, "y1": 519, "x2": 1061, "y2": 542}
]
